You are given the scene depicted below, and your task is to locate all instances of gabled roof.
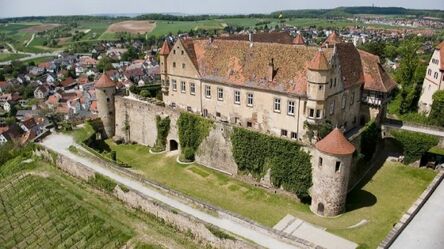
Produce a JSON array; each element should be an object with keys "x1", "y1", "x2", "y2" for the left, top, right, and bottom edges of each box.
[
  {"x1": 308, "y1": 50, "x2": 329, "y2": 71},
  {"x1": 335, "y1": 43, "x2": 365, "y2": 89},
  {"x1": 95, "y1": 73, "x2": 116, "y2": 89},
  {"x1": 359, "y1": 50, "x2": 397, "y2": 93},
  {"x1": 322, "y1": 31, "x2": 342, "y2": 47},
  {"x1": 293, "y1": 33, "x2": 305, "y2": 45},
  {"x1": 315, "y1": 128, "x2": 355, "y2": 156},
  {"x1": 218, "y1": 32, "x2": 295, "y2": 44},
  {"x1": 159, "y1": 40, "x2": 171, "y2": 56},
  {"x1": 181, "y1": 39, "x2": 199, "y2": 71}
]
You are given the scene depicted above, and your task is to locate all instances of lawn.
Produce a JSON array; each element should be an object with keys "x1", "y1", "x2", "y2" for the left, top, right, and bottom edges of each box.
[
  {"x1": 105, "y1": 140, "x2": 436, "y2": 248},
  {"x1": 0, "y1": 53, "x2": 29, "y2": 62},
  {"x1": 0, "y1": 154, "x2": 200, "y2": 249}
]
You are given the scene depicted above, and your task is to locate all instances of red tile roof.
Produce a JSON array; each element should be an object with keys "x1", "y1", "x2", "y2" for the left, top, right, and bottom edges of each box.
[
  {"x1": 436, "y1": 41, "x2": 444, "y2": 71},
  {"x1": 218, "y1": 32, "x2": 295, "y2": 44},
  {"x1": 159, "y1": 40, "x2": 171, "y2": 55},
  {"x1": 335, "y1": 43, "x2": 365, "y2": 89},
  {"x1": 90, "y1": 100, "x2": 97, "y2": 112},
  {"x1": 308, "y1": 50, "x2": 329, "y2": 71},
  {"x1": 61, "y1": 77, "x2": 76, "y2": 87},
  {"x1": 293, "y1": 33, "x2": 305, "y2": 45},
  {"x1": 359, "y1": 50, "x2": 397, "y2": 93},
  {"x1": 315, "y1": 128, "x2": 355, "y2": 155},
  {"x1": 322, "y1": 31, "x2": 342, "y2": 47},
  {"x1": 95, "y1": 73, "x2": 116, "y2": 89}
]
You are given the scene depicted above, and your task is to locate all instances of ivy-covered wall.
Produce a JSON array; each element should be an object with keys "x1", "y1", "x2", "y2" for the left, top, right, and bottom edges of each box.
[
  {"x1": 177, "y1": 112, "x2": 213, "y2": 161},
  {"x1": 231, "y1": 128, "x2": 312, "y2": 199},
  {"x1": 392, "y1": 130, "x2": 439, "y2": 164},
  {"x1": 154, "y1": 115, "x2": 170, "y2": 152}
]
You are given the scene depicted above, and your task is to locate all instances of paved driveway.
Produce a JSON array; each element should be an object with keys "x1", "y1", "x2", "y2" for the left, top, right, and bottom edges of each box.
[{"x1": 390, "y1": 178, "x2": 444, "y2": 249}]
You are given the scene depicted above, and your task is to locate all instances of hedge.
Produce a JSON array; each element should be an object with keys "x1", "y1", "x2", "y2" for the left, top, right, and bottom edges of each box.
[
  {"x1": 231, "y1": 128, "x2": 312, "y2": 199},
  {"x1": 392, "y1": 130, "x2": 439, "y2": 164},
  {"x1": 177, "y1": 112, "x2": 213, "y2": 161}
]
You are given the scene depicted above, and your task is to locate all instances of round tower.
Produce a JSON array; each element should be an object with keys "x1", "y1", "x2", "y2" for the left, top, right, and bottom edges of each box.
[
  {"x1": 310, "y1": 128, "x2": 355, "y2": 217},
  {"x1": 306, "y1": 49, "x2": 330, "y2": 124},
  {"x1": 95, "y1": 73, "x2": 116, "y2": 138}
]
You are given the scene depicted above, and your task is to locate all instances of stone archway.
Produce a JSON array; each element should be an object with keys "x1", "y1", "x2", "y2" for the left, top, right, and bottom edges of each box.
[
  {"x1": 317, "y1": 202, "x2": 325, "y2": 216},
  {"x1": 169, "y1": 140, "x2": 178, "y2": 151}
]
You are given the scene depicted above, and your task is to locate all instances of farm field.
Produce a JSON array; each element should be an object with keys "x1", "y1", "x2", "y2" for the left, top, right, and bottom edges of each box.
[
  {"x1": 0, "y1": 154, "x2": 200, "y2": 249},
  {"x1": 103, "y1": 139, "x2": 436, "y2": 249}
]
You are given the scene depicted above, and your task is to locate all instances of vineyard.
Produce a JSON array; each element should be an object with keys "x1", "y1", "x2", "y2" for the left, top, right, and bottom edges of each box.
[{"x1": 0, "y1": 155, "x2": 200, "y2": 249}]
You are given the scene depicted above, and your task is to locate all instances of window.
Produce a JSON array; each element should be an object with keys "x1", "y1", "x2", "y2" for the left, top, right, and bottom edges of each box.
[
  {"x1": 316, "y1": 109, "x2": 321, "y2": 118},
  {"x1": 180, "y1": 81, "x2": 186, "y2": 93},
  {"x1": 203, "y1": 109, "x2": 208, "y2": 117},
  {"x1": 319, "y1": 157, "x2": 323, "y2": 167},
  {"x1": 247, "y1": 121, "x2": 252, "y2": 128},
  {"x1": 334, "y1": 78, "x2": 337, "y2": 87},
  {"x1": 171, "y1": 80, "x2": 177, "y2": 91},
  {"x1": 428, "y1": 69, "x2": 432, "y2": 75},
  {"x1": 350, "y1": 92, "x2": 355, "y2": 105},
  {"x1": 181, "y1": 50, "x2": 184, "y2": 55},
  {"x1": 330, "y1": 79, "x2": 333, "y2": 88},
  {"x1": 288, "y1": 100, "x2": 295, "y2": 116},
  {"x1": 173, "y1": 49, "x2": 176, "y2": 54},
  {"x1": 291, "y1": 132, "x2": 297, "y2": 140},
  {"x1": 434, "y1": 72, "x2": 439, "y2": 79},
  {"x1": 205, "y1": 85, "x2": 211, "y2": 98},
  {"x1": 190, "y1": 83, "x2": 196, "y2": 95},
  {"x1": 182, "y1": 63, "x2": 185, "y2": 69},
  {"x1": 171, "y1": 102, "x2": 176, "y2": 108},
  {"x1": 247, "y1": 93, "x2": 253, "y2": 107},
  {"x1": 329, "y1": 100, "x2": 335, "y2": 115},
  {"x1": 319, "y1": 85, "x2": 323, "y2": 90},
  {"x1": 309, "y1": 108, "x2": 315, "y2": 118},
  {"x1": 106, "y1": 97, "x2": 110, "y2": 102},
  {"x1": 217, "y1": 87, "x2": 224, "y2": 101},
  {"x1": 173, "y1": 62, "x2": 176, "y2": 68},
  {"x1": 281, "y1": 129, "x2": 288, "y2": 137},
  {"x1": 274, "y1": 98, "x2": 281, "y2": 113},
  {"x1": 341, "y1": 96, "x2": 346, "y2": 109},
  {"x1": 335, "y1": 161, "x2": 341, "y2": 173},
  {"x1": 216, "y1": 112, "x2": 221, "y2": 117},
  {"x1": 234, "y1": 90, "x2": 240, "y2": 104},
  {"x1": 187, "y1": 106, "x2": 192, "y2": 112}
]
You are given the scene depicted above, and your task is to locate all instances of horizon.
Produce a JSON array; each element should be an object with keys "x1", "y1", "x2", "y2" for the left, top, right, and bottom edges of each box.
[{"x1": 0, "y1": 0, "x2": 443, "y2": 19}]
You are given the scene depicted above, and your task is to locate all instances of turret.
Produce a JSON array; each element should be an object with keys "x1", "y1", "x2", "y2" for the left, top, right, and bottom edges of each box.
[
  {"x1": 306, "y1": 49, "x2": 330, "y2": 123},
  {"x1": 311, "y1": 128, "x2": 355, "y2": 217},
  {"x1": 159, "y1": 40, "x2": 171, "y2": 93},
  {"x1": 292, "y1": 33, "x2": 305, "y2": 46},
  {"x1": 322, "y1": 31, "x2": 343, "y2": 48},
  {"x1": 95, "y1": 73, "x2": 116, "y2": 138}
]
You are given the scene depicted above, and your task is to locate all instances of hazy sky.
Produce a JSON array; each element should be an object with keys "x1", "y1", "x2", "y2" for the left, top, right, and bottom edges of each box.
[{"x1": 0, "y1": 0, "x2": 443, "y2": 18}]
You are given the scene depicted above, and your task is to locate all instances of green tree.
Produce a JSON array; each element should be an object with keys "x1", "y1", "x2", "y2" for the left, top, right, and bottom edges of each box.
[
  {"x1": 122, "y1": 47, "x2": 139, "y2": 61},
  {"x1": 429, "y1": 90, "x2": 444, "y2": 126},
  {"x1": 97, "y1": 56, "x2": 113, "y2": 72}
]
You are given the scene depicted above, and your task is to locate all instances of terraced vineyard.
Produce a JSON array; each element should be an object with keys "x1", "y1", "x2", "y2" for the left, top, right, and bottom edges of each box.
[{"x1": 0, "y1": 155, "x2": 200, "y2": 249}]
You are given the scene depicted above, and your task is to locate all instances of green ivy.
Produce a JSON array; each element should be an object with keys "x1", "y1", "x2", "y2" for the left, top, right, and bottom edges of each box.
[
  {"x1": 360, "y1": 121, "x2": 380, "y2": 160},
  {"x1": 177, "y1": 112, "x2": 213, "y2": 161},
  {"x1": 231, "y1": 128, "x2": 312, "y2": 199},
  {"x1": 392, "y1": 130, "x2": 439, "y2": 164},
  {"x1": 153, "y1": 115, "x2": 171, "y2": 152},
  {"x1": 304, "y1": 120, "x2": 333, "y2": 142}
]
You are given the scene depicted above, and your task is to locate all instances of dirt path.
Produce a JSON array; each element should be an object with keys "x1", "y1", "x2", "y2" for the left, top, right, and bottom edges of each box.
[
  {"x1": 25, "y1": 33, "x2": 35, "y2": 47},
  {"x1": 41, "y1": 133, "x2": 303, "y2": 249}
]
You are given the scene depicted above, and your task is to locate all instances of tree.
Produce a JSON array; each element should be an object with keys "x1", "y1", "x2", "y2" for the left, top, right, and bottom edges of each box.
[
  {"x1": 0, "y1": 72, "x2": 5, "y2": 81},
  {"x1": 122, "y1": 47, "x2": 139, "y2": 61},
  {"x1": 96, "y1": 56, "x2": 113, "y2": 72},
  {"x1": 429, "y1": 90, "x2": 444, "y2": 126}
]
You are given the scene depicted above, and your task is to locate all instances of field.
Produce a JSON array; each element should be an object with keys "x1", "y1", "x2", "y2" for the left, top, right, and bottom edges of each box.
[
  {"x1": 0, "y1": 154, "x2": 200, "y2": 249},
  {"x1": 21, "y1": 23, "x2": 61, "y2": 33},
  {"x1": 104, "y1": 139, "x2": 436, "y2": 248},
  {"x1": 106, "y1": 20, "x2": 156, "y2": 34},
  {"x1": 0, "y1": 53, "x2": 29, "y2": 62}
]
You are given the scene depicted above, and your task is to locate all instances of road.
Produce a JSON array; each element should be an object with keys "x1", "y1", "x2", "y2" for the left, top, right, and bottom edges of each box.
[
  {"x1": 382, "y1": 121, "x2": 444, "y2": 137},
  {"x1": 41, "y1": 133, "x2": 304, "y2": 249},
  {"x1": 389, "y1": 177, "x2": 444, "y2": 249},
  {"x1": 25, "y1": 33, "x2": 35, "y2": 47},
  {"x1": 0, "y1": 52, "x2": 59, "y2": 66}
]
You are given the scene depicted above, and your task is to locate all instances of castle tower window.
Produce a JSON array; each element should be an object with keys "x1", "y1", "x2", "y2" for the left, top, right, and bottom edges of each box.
[
  {"x1": 434, "y1": 72, "x2": 439, "y2": 79},
  {"x1": 281, "y1": 129, "x2": 288, "y2": 137},
  {"x1": 330, "y1": 79, "x2": 333, "y2": 88},
  {"x1": 319, "y1": 157, "x2": 323, "y2": 167},
  {"x1": 217, "y1": 88, "x2": 224, "y2": 101},
  {"x1": 180, "y1": 81, "x2": 186, "y2": 93},
  {"x1": 190, "y1": 83, "x2": 196, "y2": 95},
  {"x1": 173, "y1": 62, "x2": 176, "y2": 68},
  {"x1": 316, "y1": 109, "x2": 321, "y2": 118},
  {"x1": 181, "y1": 50, "x2": 184, "y2": 55},
  {"x1": 319, "y1": 85, "x2": 323, "y2": 90},
  {"x1": 309, "y1": 108, "x2": 315, "y2": 118},
  {"x1": 288, "y1": 101, "x2": 295, "y2": 116},
  {"x1": 173, "y1": 49, "x2": 176, "y2": 54},
  {"x1": 182, "y1": 63, "x2": 186, "y2": 69},
  {"x1": 205, "y1": 85, "x2": 211, "y2": 98},
  {"x1": 247, "y1": 121, "x2": 252, "y2": 128},
  {"x1": 247, "y1": 93, "x2": 254, "y2": 107},
  {"x1": 335, "y1": 161, "x2": 341, "y2": 173},
  {"x1": 274, "y1": 98, "x2": 281, "y2": 113},
  {"x1": 291, "y1": 132, "x2": 297, "y2": 140},
  {"x1": 216, "y1": 112, "x2": 221, "y2": 117},
  {"x1": 334, "y1": 78, "x2": 337, "y2": 87},
  {"x1": 234, "y1": 90, "x2": 241, "y2": 104},
  {"x1": 171, "y1": 80, "x2": 177, "y2": 91},
  {"x1": 428, "y1": 69, "x2": 432, "y2": 75},
  {"x1": 203, "y1": 109, "x2": 208, "y2": 117}
]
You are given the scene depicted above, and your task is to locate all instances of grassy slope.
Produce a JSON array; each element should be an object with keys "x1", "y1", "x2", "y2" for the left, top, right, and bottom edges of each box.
[
  {"x1": 107, "y1": 140, "x2": 436, "y2": 248},
  {"x1": 0, "y1": 155, "x2": 200, "y2": 249},
  {"x1": 0, "y1": 53, "x2": 28, "y2": 62}
]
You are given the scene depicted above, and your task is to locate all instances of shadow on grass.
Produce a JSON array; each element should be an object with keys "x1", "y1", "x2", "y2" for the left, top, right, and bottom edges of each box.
[{"x1": 346, "y1": 189, "x2": 377, "y2": 212}]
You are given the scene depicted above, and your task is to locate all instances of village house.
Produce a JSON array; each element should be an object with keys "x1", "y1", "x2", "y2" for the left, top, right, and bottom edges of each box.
[
  {"x1": 34, "y1": 85, "x2": 50, "y2": 99},
  {"x1": 159, "y1": 32, "x2": 396, "y2": 141}
]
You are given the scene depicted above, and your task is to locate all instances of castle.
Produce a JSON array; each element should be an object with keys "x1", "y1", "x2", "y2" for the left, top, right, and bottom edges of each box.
[
  {"x1": 418, "y1": 41, "x2": 444, "y2": 114},
  {"x1": 95, "y1": 32, "x2": 396, "y2": 217}
]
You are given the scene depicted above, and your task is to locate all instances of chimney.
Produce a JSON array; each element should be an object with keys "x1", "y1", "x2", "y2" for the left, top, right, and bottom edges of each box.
[
  {"x1": 268, "y1": 58, "x2": 275, "y2": 81},
  {"x1": 248, "y1": 32, "x2": 253, "y2": 42}
]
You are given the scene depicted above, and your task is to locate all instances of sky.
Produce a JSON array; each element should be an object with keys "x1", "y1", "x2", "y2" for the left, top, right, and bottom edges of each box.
[{"x1": 0, "y1": 0, "x2": 443, "y2": 18}]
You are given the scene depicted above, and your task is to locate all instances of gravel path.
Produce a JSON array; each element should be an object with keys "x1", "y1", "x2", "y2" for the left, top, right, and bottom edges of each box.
[{"x1": 41, "y1": 133, "x2": 302, "y2": 249}]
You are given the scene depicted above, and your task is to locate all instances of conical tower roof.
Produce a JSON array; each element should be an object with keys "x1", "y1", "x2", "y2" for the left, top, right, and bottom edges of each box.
[
  {"x1": 293, "y1": 33, "x2": 305, "y2": 45},
  {"x1": 315, "y1": 128, "x2": 355, "y2": 155},
  {"x1": 308, "y1": 49, "x2": 329, "y2": 71},
  {"x1": 322, "y1": 31, "x2": 343, "y2": 47},
  {"x1": 95, "y1": 73, "x2": 116, "y2": 89}
]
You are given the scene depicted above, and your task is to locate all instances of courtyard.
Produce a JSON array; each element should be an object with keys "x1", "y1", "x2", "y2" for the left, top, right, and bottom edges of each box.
[{"x1": 103, "y1": 139, "x2": 436, "y2": 249}]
